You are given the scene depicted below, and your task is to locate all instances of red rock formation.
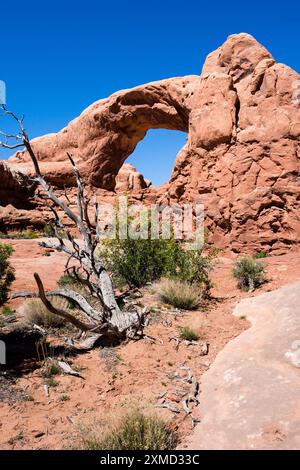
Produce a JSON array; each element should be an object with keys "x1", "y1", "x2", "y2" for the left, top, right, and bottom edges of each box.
[
  {"x1": 166, "y1": 34, "x2": 300, "y2": 253},
  {"x1": 2, "y1": 33, "x2": 300, "y2": 253},
  {"x1": 115, "y1": 163, "x2": 152, "y2": 192},
  {"x1": 9, "y1": 76, "x2": 195, "y2": 189}
]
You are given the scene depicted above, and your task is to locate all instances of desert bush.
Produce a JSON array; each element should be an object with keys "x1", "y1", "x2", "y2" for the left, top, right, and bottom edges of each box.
[
  {"x1": 254, "y1": 251, "x2": 268, "y2": 259},
  {"x1": 74, "y1": 410, "x2": 176, "y2": 450},
  {"x1": 18, "y1": 230, "x2": 39, "y2": 239},
  {"x1": 48, "y1": 363, "x2": 60, "y2": 375},
  {"x1": 233, "y1": 256, "x2": 266, "y2": 291},
  {"x1": 158, "y1": 279, "x2": 202, "y2": 310},
  {"x1": 59, "y1": 394, "x2": 70, "y2": 401},
  {"x1": 0, "y1": 243, "x2": 15, "y2": 306},
  {"x1": 1, "y1": 305, "x2": 14, "y2": 316},
  {"x1": 42, "y1": 361, "x2": 60, "y2": 377},
  {"x1": 0, "y1": 230, "x2": 40, "y2": 240},
  {"x1": 168, "y1": 249, "x2": 214, "y2": 296},
  {"x1": 43, "y1": 223, "x2": 55, "y2": 237},
  {"x1": 102, "y1": 237, "x2": 178, "y2": 288},
  {"x1": 45, "y1": 376, "x2": 58, "y2": 387},
  {"x1": 103, "y1": 235, "x2": 214, "y2": 292},
  {"x1": 179, "y1": 326, "x2": 199, "y2": 341},
  {"x1": 43, "y1": 224, "x2": 67, "y2": 239},
  {"x1": 23, "y1": 297, "x2": 68, "y2": 328}
]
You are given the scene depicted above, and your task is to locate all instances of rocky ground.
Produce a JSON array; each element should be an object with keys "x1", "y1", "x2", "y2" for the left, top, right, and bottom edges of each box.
[
  {"x1": 0, "y1": 239, "x2": 300, "y2": 449},
  {"x1": 184, "y1": 280, "x2": 300, "y2": 450}
]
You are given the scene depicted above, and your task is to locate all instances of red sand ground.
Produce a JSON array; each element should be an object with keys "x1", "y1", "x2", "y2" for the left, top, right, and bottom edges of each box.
[{"x1": 1, "y1": 240, "x2": 300, "y2": 449}]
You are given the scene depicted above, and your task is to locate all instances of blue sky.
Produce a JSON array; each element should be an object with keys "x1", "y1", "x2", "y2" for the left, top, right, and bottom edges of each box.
[{"x1": 1, "y1": 0, "x2": 299, "y2": 185}]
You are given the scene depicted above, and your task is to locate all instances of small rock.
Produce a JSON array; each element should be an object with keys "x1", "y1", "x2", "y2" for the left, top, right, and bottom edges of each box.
[{"x1": 200, "y1": 342, "x2": 209, "y2": 356}]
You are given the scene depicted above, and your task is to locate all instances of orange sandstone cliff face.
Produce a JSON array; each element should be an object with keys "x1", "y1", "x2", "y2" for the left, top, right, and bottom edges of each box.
[{"x1": 1, "y1": 33, "x2": 300, "y2": 253}]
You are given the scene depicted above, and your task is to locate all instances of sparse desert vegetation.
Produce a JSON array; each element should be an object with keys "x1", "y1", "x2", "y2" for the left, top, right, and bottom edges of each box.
[
  {"x1": 233, "y1": 256, "x2": 267, "y2": 292},
  {"x1": 179, "y1": 326, "x2": 200, "y2": 342},
  {"x1": 0, "y1": 230, "x2": 40, "y2": 240},
  {"x1": 0, "y1": 237, "x2": 299, "y2": 450},
  {"x1": 157, "y1": 278, "x2": 202, "y2": 310},
  {"x1": 103, "y1": 233, "x2": 215, "y2": 291},
  {"x1": 1, "y1": 305, "x2": 14, "y2": 316},
  {"x1": 73, "y1": 410, "x2": 176, "y2": 450},
  {"x1": 23, "y1": 297, "x2": 67, "y2": 328},
  {"x1": 0, "y1": 243, "x2": 15, "y2": 306}
]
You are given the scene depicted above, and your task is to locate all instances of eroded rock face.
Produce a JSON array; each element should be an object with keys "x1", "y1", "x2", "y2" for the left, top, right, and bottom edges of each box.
[
  {"x1": 165, "y1": 33, "x2": 300, "y2": 253},
  {"x1": 0, "y1": 161, "x2": 36, "y2": 208},
  {"x1": 9, "y1": 76, "x2": 196, "y2": 189},
  {"x1": 2, "y1": 33, "x2": 300, "y2": 253},
  {"x1": 115, "y1": 163, "x2": 152, "y2": 192}
]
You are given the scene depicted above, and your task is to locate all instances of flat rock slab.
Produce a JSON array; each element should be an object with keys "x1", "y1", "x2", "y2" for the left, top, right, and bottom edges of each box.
[{"x1": 184, "y1": 281, "x2": 300, "y2": 450}]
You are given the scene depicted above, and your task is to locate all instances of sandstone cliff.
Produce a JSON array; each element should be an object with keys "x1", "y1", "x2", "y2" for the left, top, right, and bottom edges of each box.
[{"x1": 1, "y1": 33, "x2": 299, "y2": 253}]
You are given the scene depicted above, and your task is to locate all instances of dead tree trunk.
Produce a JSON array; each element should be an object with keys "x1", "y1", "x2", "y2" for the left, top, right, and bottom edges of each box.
[{"x1": 1, "y1": 105, "x2": 146, "y2": 347}]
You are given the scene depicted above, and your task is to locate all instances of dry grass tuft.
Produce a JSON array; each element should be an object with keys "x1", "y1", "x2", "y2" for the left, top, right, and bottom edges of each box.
[
  {"x1": 179, "y1": 326, "x2": 199, "y2": 341},
  {"x1": 23, "y1": 297, "x2": 67, "y2": 328},
  {"x1": 157, "y1": 278, "x2": 202, "y2": 310},
  {"x1": 72, "y1": 410, "x2": 177, "y2": 450}
]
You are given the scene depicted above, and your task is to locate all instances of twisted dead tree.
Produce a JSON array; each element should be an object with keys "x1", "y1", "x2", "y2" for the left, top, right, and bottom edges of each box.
[{"x1": 0, "y1": 105, "x2": 146, "y2": 348}]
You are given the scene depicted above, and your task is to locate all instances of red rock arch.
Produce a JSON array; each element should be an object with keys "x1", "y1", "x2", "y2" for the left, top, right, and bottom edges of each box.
[{"x1": 10, "y1": 76, "x2": 197, "y2": 190}]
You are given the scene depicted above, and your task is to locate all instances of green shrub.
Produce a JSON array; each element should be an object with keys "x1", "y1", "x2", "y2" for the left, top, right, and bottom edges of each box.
[
  {"x1": 59, "y1": 394, "x2": 70, "y2": 401},
  {"x1": 42, "y1": 361, "x2": 61, "y2": 377},
  {"x1": 179, "y1": 327, "x2": 199, "y2": 341},
  {"x1": 168, "y1": 249, "x2": 213, "y2": 296},
  {"x1": 103, "y1": 236, "x2": 214, "y2": 291},
  {"x1": 0, "y1": 243, "x2": 15, "y2": 306},
  {"x1": 233, "y1": 256, "x2": 266, "y2": 291},
  {"x1": 43, "y1": 224, "x2": 67, "y2": 239},
  {"x1": 74, "y1": 411, "x2": 176, "y2": 450},
  {"x1": 23, "y1": 297, "x2": 68, "y2": 328},
  {"x1": 158, "y1": 279, "x2": 201, "y2": 310},
  {"x1": 45, "y1": 376, "x2": 58, "y2": 387},
  {"x1": 43, "y1": 223, "x2": 55, "y2": 237},
  {"x1": 18, "y1": 230, "x2": 39, "y2": 239},
  {"x1": 49, "y1": 364, "x2": 60, "y2": 375},
  {"x1": 1, "y1": 305, "x2": 14, "y2": 316},
  {"x1": 254, "y1": 251, "x2": 268, "y2": 259},
  {"x1": 102, "y1": 237, "x2": 176, "y2": 288},
  {"x1": 101, "y1": 202, "x2": 215, "y2": 290}
]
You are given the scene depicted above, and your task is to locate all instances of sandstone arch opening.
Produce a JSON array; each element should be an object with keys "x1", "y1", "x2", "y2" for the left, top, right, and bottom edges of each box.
[{"x1": 123, "y1": 129, "x2": 188, "y2": 188}]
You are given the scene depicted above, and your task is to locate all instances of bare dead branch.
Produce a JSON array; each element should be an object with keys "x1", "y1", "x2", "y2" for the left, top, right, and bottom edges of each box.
[
  {"x1": 33, "y1": 273, "x2": 96, "y2": 331},
  {"x1": 57, "y1": 360, "x2": 83, "y2": 378},
  {"x1": 0, "y1": 142, "x2": 24, "y2": 149},
  {"x1": 13, "y1": 287, "x2": 103, "y2": 322},
  {"x1": 169, "y1": 336, "x2": 180, "y2": 351},
  {"x1": 155, "y1": 402, "x2": 181, "y2": 414}
]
